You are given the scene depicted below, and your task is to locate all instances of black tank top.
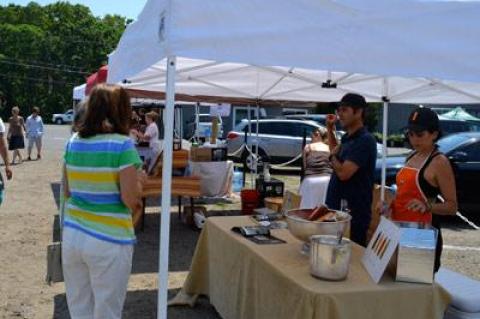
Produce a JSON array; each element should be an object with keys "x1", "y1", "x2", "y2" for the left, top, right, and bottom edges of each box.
[{"x1": 405, "y1": 149, "x2": 444, "y2": 272}]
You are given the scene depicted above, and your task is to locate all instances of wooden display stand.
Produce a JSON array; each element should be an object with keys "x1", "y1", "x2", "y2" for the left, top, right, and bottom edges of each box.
[
  {"x1": 264, "y1": 197, "x2": 283, "y2": 213},
  {"x1": 136, "y1": 149, "x2": 201, "y2": 231}
]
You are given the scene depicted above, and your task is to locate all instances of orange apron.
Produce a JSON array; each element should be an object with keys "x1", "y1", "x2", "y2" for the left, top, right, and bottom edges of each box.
[{"x1": 391, "y1": 166, "x2": 432, "y2": 224}]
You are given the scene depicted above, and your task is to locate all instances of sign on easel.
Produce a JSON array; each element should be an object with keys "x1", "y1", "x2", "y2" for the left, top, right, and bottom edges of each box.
[
  {"x1": 210, "y1": 103, "x2": 231, "y2": 117},
  {"x1": 362, "y1": 217, "x2": 401, "y2": 283}
]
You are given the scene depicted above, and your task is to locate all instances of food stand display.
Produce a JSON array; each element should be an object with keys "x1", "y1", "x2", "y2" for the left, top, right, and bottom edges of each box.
[
  {"x1": 190, "y1": 145, "x2": 233, "y2": 197},
  {"x1": 176, "y1": 216, "x2": 450, "y2": 319}
]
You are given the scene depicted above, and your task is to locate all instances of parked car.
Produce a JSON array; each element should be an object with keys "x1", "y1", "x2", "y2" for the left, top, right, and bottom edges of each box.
[
  {"x1": 438, "y1": 119, "x2": 480, "y2": 136},
  {"x1": 285, "y1": 113, "x2": 386, "y2": 149},
  {"x1": 227, "y1": 119, "x2": 341, "y2": 167},
  {"x1": 284, "y1": 114, "x2": 329, "y2": 126},
  {"x1": 186, "y1": 114, "x2": 223, "y2": 140},
  {"x1": 374, "y1": 132, "x2": 480, "y2": 215},
  {"x1": 52, "y1": 109, "x2": 74, "y2": 124}
]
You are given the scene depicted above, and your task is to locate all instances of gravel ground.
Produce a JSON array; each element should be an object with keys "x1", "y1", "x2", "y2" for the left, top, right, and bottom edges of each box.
[{"x1": 0, "y1": 125, "x2": 478, "y2": 319}]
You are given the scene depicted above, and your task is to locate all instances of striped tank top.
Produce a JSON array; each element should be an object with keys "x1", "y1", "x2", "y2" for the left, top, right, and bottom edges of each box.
[{"x1": 63, "y1": 133, "x2": 142, "y2": 244}]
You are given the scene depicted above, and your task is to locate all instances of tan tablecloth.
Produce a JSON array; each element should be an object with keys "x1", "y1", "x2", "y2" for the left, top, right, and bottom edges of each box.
[
  {"x1": 181, "y1": 216, "x2": 450, "y2": 319},
  {"x1": 190, "y1": 161, "x2": 233, "y2": 197}
]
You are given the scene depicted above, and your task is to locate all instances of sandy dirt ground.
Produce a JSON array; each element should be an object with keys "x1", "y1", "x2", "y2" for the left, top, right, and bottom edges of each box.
[{"x1": 0, "y1": 125, "x2": 478, "y2": 319}]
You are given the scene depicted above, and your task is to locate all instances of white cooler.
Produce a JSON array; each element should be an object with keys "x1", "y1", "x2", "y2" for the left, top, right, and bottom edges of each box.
[{"x1": 435, "y1": 268, "x2": 480, "y2": 319}]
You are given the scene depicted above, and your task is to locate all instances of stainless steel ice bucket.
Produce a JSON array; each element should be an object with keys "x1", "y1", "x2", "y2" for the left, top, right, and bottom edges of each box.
[
  {"x1": 394, "y1": 222, "x2": 437, "y2": 284},
  {"x1": 310, "y1": 235, "x2": 352, "y2": 281}
]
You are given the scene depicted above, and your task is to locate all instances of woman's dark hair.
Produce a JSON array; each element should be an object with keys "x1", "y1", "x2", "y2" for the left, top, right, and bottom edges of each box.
[
  {"x1": 78, "y1": 84, "x2": 131, "y2": 138},
  {"x1": 403, "y1": 128, "x2": 443, "y2": 148},
  {"x1": 72, "y1": 101, "x2": 87, "y2": 133}
]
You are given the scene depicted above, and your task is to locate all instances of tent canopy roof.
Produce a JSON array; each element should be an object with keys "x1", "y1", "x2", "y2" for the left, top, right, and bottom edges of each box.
[
  {"x1": 115, "y1": 57, "x2": 480, "y2": 104},
  {"x1": 440, "y1": 107, "x2": 480, "y2": 121},
  {"x1": 73, "y1": 83, "x2": 86, "y2": 101},
  {"x1": 108, "y1": 0, "x2": 480, "y2": 104}
]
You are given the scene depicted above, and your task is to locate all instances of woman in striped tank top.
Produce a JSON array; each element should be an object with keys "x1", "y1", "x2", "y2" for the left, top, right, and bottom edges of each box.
[{"x1": 62, "y1": 84, "x2": 143, "y2": 319}]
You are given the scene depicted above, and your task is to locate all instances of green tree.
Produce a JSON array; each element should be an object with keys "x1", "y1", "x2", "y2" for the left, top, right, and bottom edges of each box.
[{"x1": 0, "y1": 2, "x2": 128, "y2": 121}]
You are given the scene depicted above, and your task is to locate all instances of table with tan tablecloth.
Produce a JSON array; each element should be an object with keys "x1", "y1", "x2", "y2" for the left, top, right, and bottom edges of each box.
[{"x1": 180, "y1": 216, "x2": 450, "y2": 319}]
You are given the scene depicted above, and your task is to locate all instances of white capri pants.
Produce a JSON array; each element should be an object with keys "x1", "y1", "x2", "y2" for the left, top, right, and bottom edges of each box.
[
  {"x1": 299, "y1": 174, "x2": 331, "y2": 209},
  {"x1": 62, "y1": 227, "x2": 133, "y2": 319}
]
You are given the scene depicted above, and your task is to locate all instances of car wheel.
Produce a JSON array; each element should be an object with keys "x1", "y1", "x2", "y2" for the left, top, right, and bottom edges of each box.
[
  {"x1": 241, "y1": 147, "x2": 268, "y2": 171},
  {"x1": 55, "y1": 118, "x2": 63, "y2": 125}
]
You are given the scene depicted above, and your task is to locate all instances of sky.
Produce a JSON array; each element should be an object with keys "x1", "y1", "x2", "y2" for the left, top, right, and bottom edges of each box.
[{"x1": 0, "y1": 0, "x2": 148, "y2": 19}]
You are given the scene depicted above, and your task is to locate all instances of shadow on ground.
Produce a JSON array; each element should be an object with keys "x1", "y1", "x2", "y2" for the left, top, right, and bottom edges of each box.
[
  {"x1": 134, "y1": 200, "x2": 241, "y2": 274},
  {"x1": 440, "y1": 214, "x2": 480, "y2": 231},
  {"x1": 52, "y1": 195, "x2": 240, "y2": 318},
  {"x1": 53, "y1": 289, "x2": 222, "y2": 319}
]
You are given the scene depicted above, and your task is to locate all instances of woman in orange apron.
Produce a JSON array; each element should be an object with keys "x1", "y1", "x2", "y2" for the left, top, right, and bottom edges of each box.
[{"x1": 389, "y1": 107, "x2": 457, "y2": 272}]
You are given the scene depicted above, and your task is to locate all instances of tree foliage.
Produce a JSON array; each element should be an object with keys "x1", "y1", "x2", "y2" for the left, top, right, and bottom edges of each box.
[{"x1": 0, "y1": 2, "x2": 128, "y2": 121}]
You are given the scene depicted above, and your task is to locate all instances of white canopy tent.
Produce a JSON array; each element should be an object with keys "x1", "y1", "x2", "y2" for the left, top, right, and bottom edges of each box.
[
  {"x1": 107, "y1": 1, "x2": 480, "y2": 318},
  {"x1": 72, "y1": 83, "x2": 86, "y2": 101}
]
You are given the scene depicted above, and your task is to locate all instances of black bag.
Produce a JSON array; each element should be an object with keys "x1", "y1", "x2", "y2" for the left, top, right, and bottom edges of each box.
[
  {"x1": 0, "y1": 172, "x2": 4, "y2": 206},
  {"x1": 46, "y1": 242, "x2": 63, "y2": 284},
  {"x1": 46, "y1": 185, "x2": 65, "y2": 284}
]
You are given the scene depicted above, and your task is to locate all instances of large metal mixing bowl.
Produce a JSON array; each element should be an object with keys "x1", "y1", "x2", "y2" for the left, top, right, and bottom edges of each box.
[{"x1": 285, "y1": 209, "x2": 351, "y2": 244}]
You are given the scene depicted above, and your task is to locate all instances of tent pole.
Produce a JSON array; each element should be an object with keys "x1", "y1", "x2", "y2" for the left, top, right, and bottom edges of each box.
[
  {"x1": 158, "y1": 55, "x2": 176, "y2": 319},
  {"x1": 247, "y1": 104, "x2": 253, "y2": 185},
  {"x1": 255, "y1": 102, "x2": 260, "y2": 180},
  {"x1": 381, "y1": 100, "x2": 389, "y2": 202},
  {"x1": 195, "y1": 102, "x2": 200, "y2": 142},
  {"x1": 380, "y1": 78, "x2": 389, "y2": 203}
]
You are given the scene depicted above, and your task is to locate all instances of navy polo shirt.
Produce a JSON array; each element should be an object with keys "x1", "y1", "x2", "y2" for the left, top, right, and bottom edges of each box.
[{"x1": 326, "y1": 127, "x2": 377, "y2": 246}]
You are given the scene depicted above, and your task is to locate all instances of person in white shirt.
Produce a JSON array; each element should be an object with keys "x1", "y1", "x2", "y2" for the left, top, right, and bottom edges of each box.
[
  {"x1": 133, "y1": 111, "x2": 161, "y2": 170},
  {"x1": 25, "y1": 106, "x2": 44, "y2": 160},
  {"x1": 0, "y1": 118, "x2": 13, "y2": 205}
]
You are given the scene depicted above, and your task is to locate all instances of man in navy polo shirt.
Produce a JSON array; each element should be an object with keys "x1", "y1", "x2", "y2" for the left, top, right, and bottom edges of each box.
[{"x1": 325, "y1": 93, "x2": 377, "y2": 247}]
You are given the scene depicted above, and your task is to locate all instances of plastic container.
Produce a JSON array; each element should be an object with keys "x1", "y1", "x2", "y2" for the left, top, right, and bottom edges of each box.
[
  {"x1": 240, "y1": 189, "x2": 260, "y2": 215},
  {"x1": 232, "y1": 169, "x2": 243, "y2": 193}
]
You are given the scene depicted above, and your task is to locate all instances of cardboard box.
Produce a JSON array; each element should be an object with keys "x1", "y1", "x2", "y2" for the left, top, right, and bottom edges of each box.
[
  {"x1": 190, "y1": 147, "x2": 227, "y2": 162},
  {"x1": 190, "y1": 147, "x2": 212, "y2": 162}
]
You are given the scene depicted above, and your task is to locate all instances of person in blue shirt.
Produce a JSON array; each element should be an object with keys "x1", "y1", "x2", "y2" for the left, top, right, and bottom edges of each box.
[
  {"x1": 325, "y1": 93, "x2": 377, "y2": 247},
  {"x1": 25, "y1": 106, "x2": 44, "y2": 160}
]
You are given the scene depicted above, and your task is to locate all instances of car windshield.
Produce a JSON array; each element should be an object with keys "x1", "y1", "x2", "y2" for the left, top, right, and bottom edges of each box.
[
  {"x1": 198, "y1": 116, "x2": 211, "y2": 122},
  {"x1": 437, "y1": 134, "x2": 472, "y2": 153}
]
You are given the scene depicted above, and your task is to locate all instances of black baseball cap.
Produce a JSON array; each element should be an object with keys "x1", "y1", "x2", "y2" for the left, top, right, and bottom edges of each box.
[
  {"x1": 338, "y1": 93, "x2": 367, "y2": 109},
  {"x1": 407, "y1": 107, "x2": 440, "y2": 132}
]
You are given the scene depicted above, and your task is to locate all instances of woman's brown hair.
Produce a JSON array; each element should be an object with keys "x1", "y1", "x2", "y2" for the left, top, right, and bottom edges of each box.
[
  {"x1": 312, "y1": 127, "x2": 327, "y2": 142},
  {"x1": 78, "y1": 84, "x2": 131, "y2": 138},
  {"x1": 145, "y1": 111, "x2": 159, "y2": 122}
]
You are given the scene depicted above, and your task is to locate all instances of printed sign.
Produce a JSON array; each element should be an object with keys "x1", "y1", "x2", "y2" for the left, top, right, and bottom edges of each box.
[
  {"x1": 282, "y1": 190, "x2": 301, "y2": 213},
  {"x1": 210, "y1": 103, "x2": 231, "y2": 117},
  {"x1": 362, "y1": 217, "x2": 401, "y2": 283}
]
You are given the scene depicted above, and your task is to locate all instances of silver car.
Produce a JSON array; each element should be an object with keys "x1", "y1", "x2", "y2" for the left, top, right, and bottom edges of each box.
[{"x1": 227, "y1": 119, "x2": 327, "y2": 166}]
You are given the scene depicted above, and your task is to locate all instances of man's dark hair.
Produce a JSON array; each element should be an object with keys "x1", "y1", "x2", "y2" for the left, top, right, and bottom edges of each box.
[{"x1": 338, "y1": 93, "x2": 368, "y2": 121}]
